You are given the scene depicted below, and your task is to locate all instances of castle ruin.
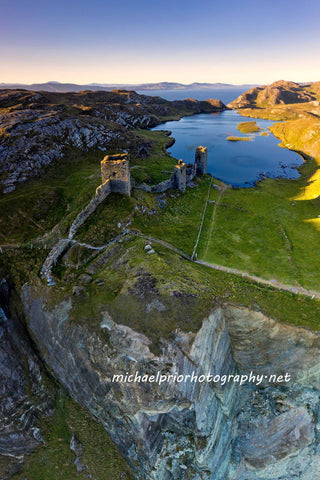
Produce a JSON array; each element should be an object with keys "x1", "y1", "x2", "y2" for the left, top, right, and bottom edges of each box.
[
  {"x1": 42, "y1": 146, "x2": 207, "y2": 285},
  {"x1": 99, "y1": 146, "x2": 207, "y2": 196},
  {"x1": 173, "y1": 146, "x2": 207, "y2": 192},
  {"x1": 101, "y1": 153, "x2": 131, "y2": 196},
  {"x1": 195, "y1": 146, "x2": 207, "y2": 175},
  {"x1": 174, "y1": 160, "x2": 187, "y2": 192}
]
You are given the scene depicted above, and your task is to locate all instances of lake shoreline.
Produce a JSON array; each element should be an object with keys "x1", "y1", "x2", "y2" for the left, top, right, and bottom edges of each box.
[{"x1": 151, "y1": 109, "x2": 303, "y2": 188}]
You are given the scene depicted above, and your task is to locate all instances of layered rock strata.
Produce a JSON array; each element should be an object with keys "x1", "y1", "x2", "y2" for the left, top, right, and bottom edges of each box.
[{"x1": 21, "y1": 286, "x2": 320, "y2": 480}]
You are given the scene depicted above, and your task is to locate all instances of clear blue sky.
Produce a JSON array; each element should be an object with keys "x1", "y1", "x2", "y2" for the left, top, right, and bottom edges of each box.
[{"x1": 1, "y1": 0, "x2": 319, "y2": 84}]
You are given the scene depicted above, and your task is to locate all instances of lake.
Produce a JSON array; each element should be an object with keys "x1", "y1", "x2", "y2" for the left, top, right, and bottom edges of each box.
[
  {"x1": 151, "y1": 110, "x2": 303, "y2": 187},
  {"x1": 136, "y1": 87, "x2": 245, "y2": 105}
]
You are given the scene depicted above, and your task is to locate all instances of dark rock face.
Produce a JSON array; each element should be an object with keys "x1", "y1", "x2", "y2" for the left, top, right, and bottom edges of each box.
[
  {"x1": 225, "y1": 306, "x2": 320, "y2": 479},
  {"x1": 0, "y1": 279, "x2": 54, "y2": 475},
  {"x1": 21, "y1": 285, "x2": 320, "y2": 480},
  {"x1": 22, "y1": 289, "x2": 236, "y2": 480},
  {"x1": 0, "y1": 89, "x2": 226, "y2": 193},
  {"x1": 228, "y1": 80, "x2": 315, "y2": 109}
]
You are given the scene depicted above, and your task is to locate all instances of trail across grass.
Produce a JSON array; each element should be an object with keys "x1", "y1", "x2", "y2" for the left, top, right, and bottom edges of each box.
[{"x1": 201, "y1": 182, "x2": 227, "y2": 260}]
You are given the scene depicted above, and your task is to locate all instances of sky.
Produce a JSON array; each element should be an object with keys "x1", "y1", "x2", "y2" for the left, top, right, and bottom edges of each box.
[{"x1": 1, "y1": 0, "x2": 320, "y2": 85}]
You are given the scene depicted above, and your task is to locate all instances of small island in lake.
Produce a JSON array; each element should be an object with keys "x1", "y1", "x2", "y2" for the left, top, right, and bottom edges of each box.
[
  {"x1": 237, "y1": 120, "x2": 261, "y2": 133},
  {"x1": 226, "y1": 135, "x2": 251, "y2": 141}
]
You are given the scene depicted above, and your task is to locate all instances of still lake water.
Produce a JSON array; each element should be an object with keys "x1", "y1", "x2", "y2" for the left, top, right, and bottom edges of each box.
[
  {"x1": 136, "y1": 87, "x2": 245, "y2": 105},
  {"x1": 151, "y1": 110, "x2": 303, "y2": 187}
]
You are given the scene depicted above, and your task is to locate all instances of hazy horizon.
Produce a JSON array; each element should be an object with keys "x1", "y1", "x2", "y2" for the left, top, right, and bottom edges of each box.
[
  {"x1": 0, "y1": 80, "x2": 260, "y2": 87},
  {"x1": 2, "y1": 0, "x2": 320, "y2": 85}
]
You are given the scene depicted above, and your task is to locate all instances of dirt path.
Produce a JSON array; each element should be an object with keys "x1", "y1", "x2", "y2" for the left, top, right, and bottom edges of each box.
[
  {"x1": 191, "y1": 177, "x2": 213, "y2": 260},
  {"x1": 201, "y1": 183, "x2": 227, "y2": 260},
  {"x1": 133, "y1": 232, "x2": 320, "y2": 299},
  {"x1": 195, "y1": 259, "x2": 320, "y2": 299}
]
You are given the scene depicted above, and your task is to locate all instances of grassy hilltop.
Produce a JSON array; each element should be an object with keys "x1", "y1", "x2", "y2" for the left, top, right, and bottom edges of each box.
[
  {"x1": 1, "y1": 82, "x2": 320, "y2": 326},
  {"x1": 2, "y1": 81, "x2": 320, "y2": 478}
]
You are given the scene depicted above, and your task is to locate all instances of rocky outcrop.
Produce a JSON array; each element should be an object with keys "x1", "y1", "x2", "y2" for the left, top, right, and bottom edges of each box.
[
  {"x1": 228, "y1": 80, "x2": 316, "y2": 109},
  {"x1": 20, "y1": 284, "x2": 320, "y2": 480},
  {"x1": 0, "y1": 89, "x2": 226, "y2": 193},
  {"x1": 0, "y1": 279, "x2": 54, "y2": 477},
  {"x1": 22, "y1": 288, "x2": 237, "y2": 480},
  {"x1": 224, "y1": 305, "x2": 320, "y2": 387},
  {"x1": 224, "y1": 305, "x2": 320, "y2": 480}
]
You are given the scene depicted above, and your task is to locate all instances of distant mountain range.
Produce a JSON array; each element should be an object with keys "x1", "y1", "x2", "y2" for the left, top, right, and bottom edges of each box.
[{"x1": 0, "y1": 81, "x2": 258, "y2": 93}]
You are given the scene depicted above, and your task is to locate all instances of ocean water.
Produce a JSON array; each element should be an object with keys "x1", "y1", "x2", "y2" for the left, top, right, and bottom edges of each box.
[
  {"x1": 136, "y1": 88, "x2": 246, "y2": 105},
  {"x1": 151, "y1": 110, "x2": 303, "y2": 187}
]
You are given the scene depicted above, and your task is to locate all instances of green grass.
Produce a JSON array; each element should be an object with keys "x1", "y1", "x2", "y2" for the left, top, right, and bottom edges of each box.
[
  {"x1": 74, "y1": 175, "x2": 215, "y2": 257},
  {"x1": 0, "y1": 148, "x2": 103, "y2": 245},
  {"x1": 193, "y1": 107, "x2": 320, "y2": 291},
  {"x1": 75, "y1": 193, "x2": 137, "y2": 246},
  {"x1": 132, "y1": 176, "x2": 215, "y2": 256},
  {"x1": 130, "y1": 129, "x2": 179, "y2": 184},
  {"x1": 197, "y1": 177, "x2": 320, "y2": 289},
  {"x1": 46, "y1": 236, "x2": 320, "y2": 351},
  {"x1": 11, "y1": 393, "x2": 134, "y2": 480}
]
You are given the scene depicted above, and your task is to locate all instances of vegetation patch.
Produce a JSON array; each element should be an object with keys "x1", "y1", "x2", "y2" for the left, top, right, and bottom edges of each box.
[
  {"x1": 44, "y1": 235, "x2": 320, "y2": 351},
  {"x1": 227, "y1": 136, "x2": 251, "y2": 142},
  {"x1": 237, "y1": 121, "x2": 260, "y2": 133},
  {"x1": 130, "y1": 129, "x2": 178, "y2": 184},
  {"x1": 195, "y1": 104, "x2": 320, "y2": 291},
  {"x1": 0, "y1": 148, "x2": 103, "y2": 245},
  {"x1": 12, "y1": 393, "x2": 134, "y2": 480}
]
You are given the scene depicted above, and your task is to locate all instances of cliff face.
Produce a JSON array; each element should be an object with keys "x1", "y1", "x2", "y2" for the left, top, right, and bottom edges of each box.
[
  {"x1": 0, "y1": 279, "x2": 55, "y2": 476},
  {"x1": 21, "y1": 285, "x2": 320, "y2": 480},
  {"x1": 225, "y1": 306, "x2": 320, "y2": 479},
  {"x1": 22, "y1": 287, "x2": 237, "y2": 479}
]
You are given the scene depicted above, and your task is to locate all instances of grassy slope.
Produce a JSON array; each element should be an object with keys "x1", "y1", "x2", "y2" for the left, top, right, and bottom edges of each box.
[
  {"x1": 9, "y1": 393, "x2": 134, "y2": 480},
  {"x1": 44, "y1": 235, "x2": 320, "y2": 349},
  {"x1": 0, "y1": 148, "x2": 102, "y2": 246},
  {"x1": 0, "y1": 128, "x2": 176, "y2": 247},
  {"x1": 194, "y1": 103, "x2": 320, "y2": 291},
  {"x1": 130, "y1": 129, "x2": 178, "y2": 184}
]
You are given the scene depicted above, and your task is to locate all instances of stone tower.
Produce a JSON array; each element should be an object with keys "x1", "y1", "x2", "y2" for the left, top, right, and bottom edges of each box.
[
  {"x1": 101, "y1": 153, "x2": 131, "y2": 196},
  {"x1": 195, "y1": 146, "x2": 207, "y2": 175},
  {"x1": 174, "y1": 160, "x2": 187, "y2": 192}
]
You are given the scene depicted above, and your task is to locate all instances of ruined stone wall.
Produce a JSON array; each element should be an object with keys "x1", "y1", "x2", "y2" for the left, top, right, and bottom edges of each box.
[
  {"x1": 41, "y1": 179, "x2": 112, "y2": 285},
  {"x1": 103, "y1": 146, "x2": 207, "y2": 197},
  {"x1": 68, "y1": 179, "x2": 112, "y2": 239},
  {"x1": 137, "y1": 146, "x2": 207, "y2": 195},
  {"x1": 186, "y1": 163, "x2": 197, "y2": 181},
  {"x1": 40, "y1": 238, "x2": 71, "y2": 285},
  {"x1": 101, "y1": 154, "x2": 131, "y2": 196},
  {"x1": 136, "y1": 177, "x2": 175, "y2": 194}
]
